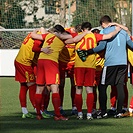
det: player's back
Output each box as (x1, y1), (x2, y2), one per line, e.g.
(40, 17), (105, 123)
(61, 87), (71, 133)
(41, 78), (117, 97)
(39, 33), (65, 63)
(59, 44), (75, 63)
(102, 26), (128, 66)
(75, 33), (97, 68)
(15, 33), (35, 66)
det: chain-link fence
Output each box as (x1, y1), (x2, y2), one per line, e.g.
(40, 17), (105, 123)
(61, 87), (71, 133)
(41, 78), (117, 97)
(0, 0), (132, 49)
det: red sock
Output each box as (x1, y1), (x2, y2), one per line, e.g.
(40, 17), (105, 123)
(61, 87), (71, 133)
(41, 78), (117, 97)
(93, 89), (97, 109)
(59, 85), (64, 107)
(86, 93), (94, 113)
(28, 84), (36, 108)
(110, 86), (117, 108)
(41, 89), (50, 111)
(43, 93), (50, 111)
(129, 96), (133, 109)
(35, 94), (42, 115)
(41, 91), (45, 112)
(75, 94), (82, 112)
(52, 93), (61, 117)
(71, 86), (76, 107)
(123, 84), (128, 108)
(19, 83), (28, 107)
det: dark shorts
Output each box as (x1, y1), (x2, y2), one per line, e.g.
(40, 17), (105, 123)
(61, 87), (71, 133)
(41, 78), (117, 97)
(101, 65), (127, 85)
(130, 65), (133, 85)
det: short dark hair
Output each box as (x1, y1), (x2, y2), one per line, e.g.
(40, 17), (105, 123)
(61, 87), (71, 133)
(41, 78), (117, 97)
(99, 15), (112, 25)
(81, 22), (92, 31)
(53, 24), (65, 33)
(75, 24), (82, 33)
(91, 29), (100, 34)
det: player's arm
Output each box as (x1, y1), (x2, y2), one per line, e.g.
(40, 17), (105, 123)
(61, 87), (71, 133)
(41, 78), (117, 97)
(31, 28), (47, 40)
(77, 41), (107, 61)
(102, 26), (121, 40)
(108, 22), (131, 35)
(64, 30), (89, 44)
(32, 40), (53, 54)
(55, 32), (73, 40)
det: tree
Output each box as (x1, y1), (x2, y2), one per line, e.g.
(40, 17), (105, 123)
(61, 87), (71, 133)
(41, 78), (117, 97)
(115, 0), (132, 31)
(72, 0), (132, 30)
(72, 0), (116, 27)
(0, 0), (26, 28)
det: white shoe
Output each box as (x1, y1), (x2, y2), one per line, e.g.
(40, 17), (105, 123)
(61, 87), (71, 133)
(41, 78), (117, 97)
(77, 114), (83, 120)
(87, 115), (93, 120)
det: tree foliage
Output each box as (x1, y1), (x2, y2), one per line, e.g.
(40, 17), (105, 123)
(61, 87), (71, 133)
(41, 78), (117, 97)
(0, 0), (132, 30)
(72, 0), (132, 30)
(0, 0), (26, 28)
(72, 0), (117, 27)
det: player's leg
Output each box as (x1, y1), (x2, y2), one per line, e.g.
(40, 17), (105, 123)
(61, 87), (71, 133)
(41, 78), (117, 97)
(122, 82), (128, 112)
(97, 84), (108, 118)
(114, 66), (127, 118)
(27, 82), (36, 109)
(58, 61), (66, 115)
(35, 85), (45, 120)
(19, 83), (28, 117)
(84, 68), (95, 120)
(14, 61), (35, 118)
(75, 86), (83, 119)
(114, 83), (125, 118)
(51, 84), (68, 120)
(93, 70), (102, 116)
(40, 86), (52, 118)
(86, 86), (94, 120)
(70, 77), (77, 115)
(74, 68), (85, 119)
(129, 64), (133, 116)
(93, 86), (97, 111)
(59, 78), (66, 115)
(108, 85), (117, 116)
(110, 85), (117, 110)
(129, 96), (133, 116)
(35, 59), (46, 120)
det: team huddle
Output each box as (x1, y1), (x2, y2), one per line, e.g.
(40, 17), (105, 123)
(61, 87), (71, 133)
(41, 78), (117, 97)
(14, 15), (133, 121)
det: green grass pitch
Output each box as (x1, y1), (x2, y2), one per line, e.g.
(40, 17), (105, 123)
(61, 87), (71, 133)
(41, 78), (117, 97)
(0, 77), (133, 133)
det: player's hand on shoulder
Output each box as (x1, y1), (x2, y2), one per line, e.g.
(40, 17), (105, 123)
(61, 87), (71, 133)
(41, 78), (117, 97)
(115, 26), (121, 32)
(41, 46), (53, 54)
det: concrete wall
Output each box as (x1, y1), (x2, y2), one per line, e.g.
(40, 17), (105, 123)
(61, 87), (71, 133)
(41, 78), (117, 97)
(0, 49), (19, 76)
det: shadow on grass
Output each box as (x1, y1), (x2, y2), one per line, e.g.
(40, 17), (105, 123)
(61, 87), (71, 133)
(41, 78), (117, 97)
(0, 109), (116, 133)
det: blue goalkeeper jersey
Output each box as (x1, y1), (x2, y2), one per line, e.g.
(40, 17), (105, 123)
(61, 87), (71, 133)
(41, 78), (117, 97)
(93, 26), (133, 66)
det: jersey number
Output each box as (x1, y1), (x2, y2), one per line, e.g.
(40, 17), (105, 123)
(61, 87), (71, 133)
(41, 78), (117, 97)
(79, 37), (95, 49)
(46, 36), (56, 45)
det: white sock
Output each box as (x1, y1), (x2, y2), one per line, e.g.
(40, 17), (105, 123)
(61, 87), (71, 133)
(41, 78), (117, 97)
(72, 106), (77, 110)
(34, 108), (37, 113)
(59, 106), (63, 110)
(78, 112), (83, 116)
(22, 107), (28, 114)
(122, 108), (128, 111)
(111, 107), (116, 111)
(87, 113), (92, 117)
(129, 108), (133, 113)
